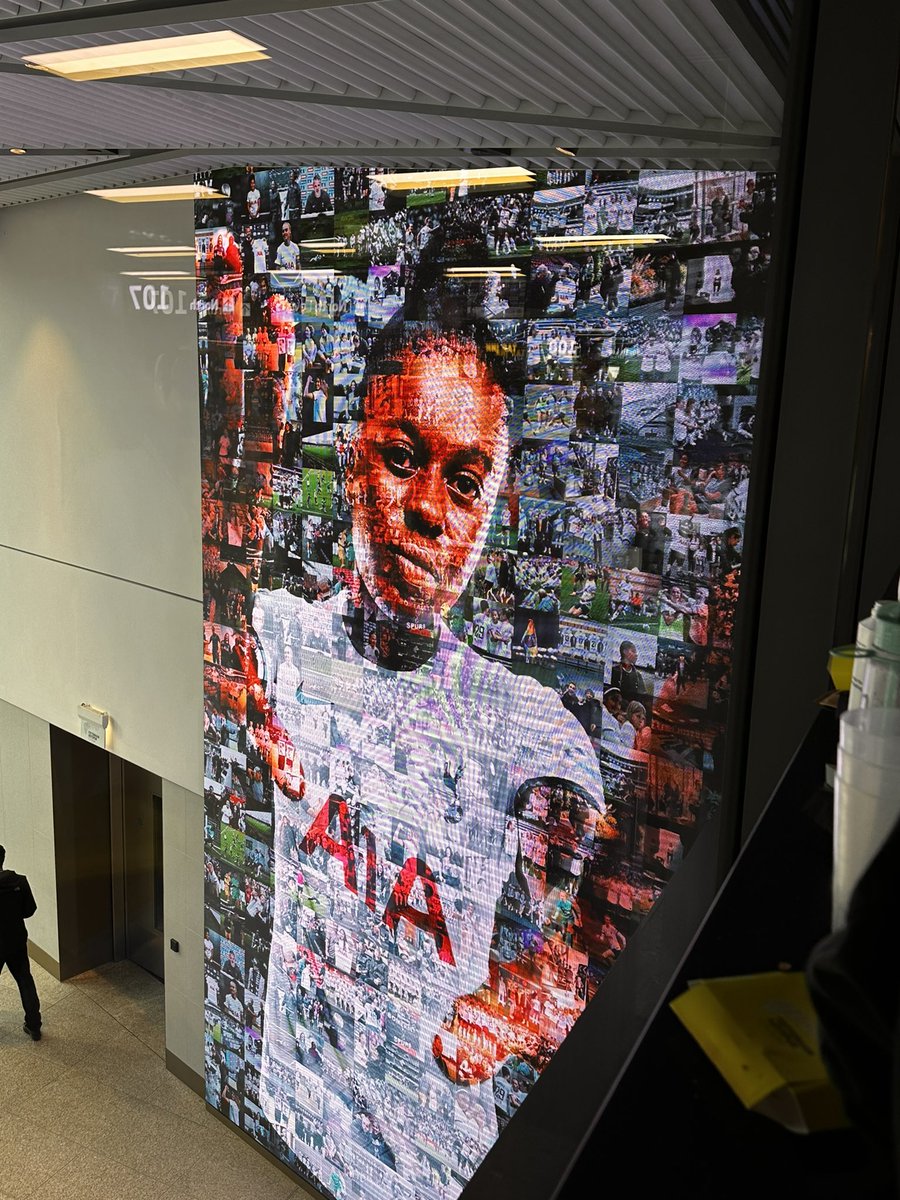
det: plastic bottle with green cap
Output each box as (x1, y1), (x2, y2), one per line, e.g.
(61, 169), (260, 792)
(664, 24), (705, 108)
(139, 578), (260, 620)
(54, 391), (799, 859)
(849, 605), (879, 711)
(859, 601), (900, 709)
(873, 600), (900, 655)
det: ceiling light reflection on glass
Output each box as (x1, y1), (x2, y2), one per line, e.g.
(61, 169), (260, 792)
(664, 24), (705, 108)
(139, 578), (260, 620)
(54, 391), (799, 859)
(87, 185), (224, 203)
(109, 245), (197, 257)
(120, 270), (194, 279)
(23, 31), (268, 82)
(535, 234), (670, 247)
(445, 265), (523, 278)
(370, 167), (534, 191)
(299, 238), (350, 255)
(269, 269), (337, 279)
(299, 238), (348, 249)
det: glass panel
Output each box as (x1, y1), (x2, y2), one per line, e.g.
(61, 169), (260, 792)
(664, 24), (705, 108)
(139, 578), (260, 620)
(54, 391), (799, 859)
(196, 161), (775, 1199)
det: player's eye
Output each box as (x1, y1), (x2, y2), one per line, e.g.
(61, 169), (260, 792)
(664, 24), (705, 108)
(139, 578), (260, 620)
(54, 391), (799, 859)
(447, 471), (483, 505)
(381, 444), (417, 478)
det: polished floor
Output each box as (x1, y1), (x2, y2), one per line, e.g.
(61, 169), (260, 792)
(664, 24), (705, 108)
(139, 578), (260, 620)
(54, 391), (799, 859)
(0, 957), (312, 1200)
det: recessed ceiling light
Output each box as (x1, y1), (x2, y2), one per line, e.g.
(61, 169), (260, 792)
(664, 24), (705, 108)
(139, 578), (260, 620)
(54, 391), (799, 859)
(370, 167), (534, 191)
(9, 147), (26, 155)
(554, 146), (577, 157)
(87, 184), (223, 202)
(23, 31), (268, 82)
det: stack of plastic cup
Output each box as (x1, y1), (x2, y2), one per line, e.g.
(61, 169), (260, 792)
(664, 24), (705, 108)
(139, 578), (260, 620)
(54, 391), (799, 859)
(833, 707), (900, 928)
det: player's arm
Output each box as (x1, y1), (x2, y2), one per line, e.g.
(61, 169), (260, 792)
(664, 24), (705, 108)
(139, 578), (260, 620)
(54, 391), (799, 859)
(232, 628), (306, 803)
(508, 778), (612, 1035)
(433, 774), (613, 1086)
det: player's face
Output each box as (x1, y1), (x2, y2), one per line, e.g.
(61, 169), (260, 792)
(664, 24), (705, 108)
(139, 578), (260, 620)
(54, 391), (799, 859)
(350, 364), (506, 623)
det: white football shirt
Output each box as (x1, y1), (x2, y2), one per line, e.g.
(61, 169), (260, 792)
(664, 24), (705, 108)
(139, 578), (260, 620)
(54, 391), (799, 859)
(253, 588), (605, 1200)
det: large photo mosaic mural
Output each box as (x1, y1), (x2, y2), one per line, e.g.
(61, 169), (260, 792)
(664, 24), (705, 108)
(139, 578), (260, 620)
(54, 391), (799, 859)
(197, 164), (775, 1200)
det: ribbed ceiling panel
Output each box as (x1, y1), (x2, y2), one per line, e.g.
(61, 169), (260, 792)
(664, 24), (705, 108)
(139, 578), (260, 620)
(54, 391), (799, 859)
(1, 0), (782, 125)
(0, 0), (784, 206)
(0, 151), (103, 179)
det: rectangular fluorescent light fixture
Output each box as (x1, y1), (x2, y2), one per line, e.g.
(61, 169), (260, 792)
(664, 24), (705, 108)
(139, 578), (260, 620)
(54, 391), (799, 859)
(87, 184), (223, 203)
(554, 146), (577, 157)
(371, 167), (534, 191)
(108, 245), (197, 257)
(23, 31), (268, 82)
(120, 271), (194, 279)
(445, 265), (523, 278)
(536, 234), (670, 247)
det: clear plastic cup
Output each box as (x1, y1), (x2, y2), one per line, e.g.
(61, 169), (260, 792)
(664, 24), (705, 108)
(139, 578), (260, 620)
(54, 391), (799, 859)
(859, 652), (900, 710)
(839, 708), (900, 770)
(832, 771), (900, 928)
(828, 644), (872, 692)
(836, 745), (900, 797)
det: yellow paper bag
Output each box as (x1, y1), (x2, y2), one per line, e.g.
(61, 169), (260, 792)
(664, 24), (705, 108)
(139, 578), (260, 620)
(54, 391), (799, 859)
(670, 971), (848, 1133)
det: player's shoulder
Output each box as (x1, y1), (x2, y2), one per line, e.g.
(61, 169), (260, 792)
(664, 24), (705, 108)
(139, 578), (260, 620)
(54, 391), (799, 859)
(253, 586), (315, 624)
(456, 635), (575, 709)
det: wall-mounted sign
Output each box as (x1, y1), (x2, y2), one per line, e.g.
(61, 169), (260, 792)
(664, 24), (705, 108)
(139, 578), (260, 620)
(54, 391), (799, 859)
(78, 702), (109, 748)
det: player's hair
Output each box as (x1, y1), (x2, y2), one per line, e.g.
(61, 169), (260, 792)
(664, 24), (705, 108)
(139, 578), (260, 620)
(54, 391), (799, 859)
(362, 329), (507, 424)
(361, 224), (525, 402)
(0, 845), (5, 867)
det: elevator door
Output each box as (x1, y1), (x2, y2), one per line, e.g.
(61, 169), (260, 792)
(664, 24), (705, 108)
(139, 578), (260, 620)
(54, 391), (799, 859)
(121, 761), (165, 980)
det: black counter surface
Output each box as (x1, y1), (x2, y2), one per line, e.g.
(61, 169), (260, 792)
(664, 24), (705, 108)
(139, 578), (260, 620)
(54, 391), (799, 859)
(557, 709), (896, 1199)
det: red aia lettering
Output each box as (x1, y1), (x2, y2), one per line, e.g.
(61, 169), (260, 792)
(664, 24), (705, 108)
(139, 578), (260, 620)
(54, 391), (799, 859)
(298, 794), (357, 894)
(383, 857), (456, 966)
(361, 826), (378, 913)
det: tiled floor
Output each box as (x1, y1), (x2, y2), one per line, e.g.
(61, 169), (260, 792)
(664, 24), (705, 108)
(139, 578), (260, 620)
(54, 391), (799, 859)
(0, 957), (313, 1200)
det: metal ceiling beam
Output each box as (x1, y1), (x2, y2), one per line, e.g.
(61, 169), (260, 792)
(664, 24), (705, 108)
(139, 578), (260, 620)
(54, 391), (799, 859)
(0, 148), (178, 193)
(710, 0), (788, 96)
(0, 145), (778, 197)
(0, 142), (778, 157)
(0, 63), (781, 145)
(0, 0), (391, 45)
(0, 147), (120, 156)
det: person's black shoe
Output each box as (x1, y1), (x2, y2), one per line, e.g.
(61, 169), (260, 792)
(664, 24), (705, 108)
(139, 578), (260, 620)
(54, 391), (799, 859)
(23, 1024), (41, 1041)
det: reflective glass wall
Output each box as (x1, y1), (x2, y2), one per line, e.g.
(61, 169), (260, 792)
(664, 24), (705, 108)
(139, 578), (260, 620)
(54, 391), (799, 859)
(196, 164), (775, 1200)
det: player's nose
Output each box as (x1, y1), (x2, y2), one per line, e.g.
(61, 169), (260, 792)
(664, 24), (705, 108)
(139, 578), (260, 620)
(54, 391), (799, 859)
(404, 463), (446, 539)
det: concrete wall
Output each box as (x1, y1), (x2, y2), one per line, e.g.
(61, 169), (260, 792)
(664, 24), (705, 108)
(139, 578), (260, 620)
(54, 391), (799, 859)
(0, 192), (204, 1065)
(0, 191), (202, 793)
(162, 779), (205, 1077)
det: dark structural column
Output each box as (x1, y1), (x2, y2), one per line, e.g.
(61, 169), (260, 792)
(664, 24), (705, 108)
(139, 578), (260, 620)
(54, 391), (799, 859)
(741, 0), (900, 837)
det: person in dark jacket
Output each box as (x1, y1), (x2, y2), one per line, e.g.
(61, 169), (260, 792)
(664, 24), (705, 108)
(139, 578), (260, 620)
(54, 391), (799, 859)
(0, 846), (42, 1039)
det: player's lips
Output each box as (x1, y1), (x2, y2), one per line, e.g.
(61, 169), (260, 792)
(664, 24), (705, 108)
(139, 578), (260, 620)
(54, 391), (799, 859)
(386, 543), (438, 582)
